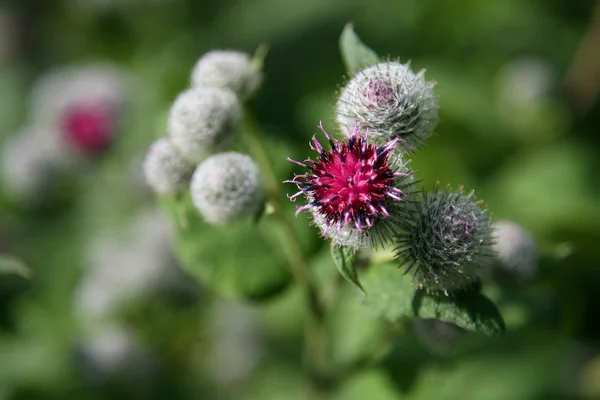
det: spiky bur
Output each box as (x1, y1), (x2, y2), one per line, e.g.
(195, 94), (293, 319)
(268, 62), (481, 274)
(394, 188), (495, 294)
(167, 87), (242, 163)
(143, 138), (195, 195)
(285, 123), (414, 249)
(336, 61), (439, 152)
(491, 220), (539, 285)
(191, 50), (263, 100)
(190, 152), (265, 225)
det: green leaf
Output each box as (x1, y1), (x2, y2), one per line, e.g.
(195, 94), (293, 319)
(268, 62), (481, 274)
(413, 289), (506, 336)
(358, 263), (505, 336)
(0, 255), (32, 279)
(326, 283), (390, 369)
(360, 263), (417, 320)
(332, 369), (401, 400)
(160, 193), (291, 301)
(252, 43), (269, 72)
(404, 336), (570, 400)
(339, 23), (379, 74)
(331, 243), (365, 295)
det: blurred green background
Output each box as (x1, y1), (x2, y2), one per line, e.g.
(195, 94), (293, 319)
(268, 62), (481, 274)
(1, 0), (600, 399)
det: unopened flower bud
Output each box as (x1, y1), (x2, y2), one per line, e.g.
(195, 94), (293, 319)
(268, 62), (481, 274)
(191, 50), (262, 100)
(167, 87), (241, 163)
(336, 61), (439, 152)
(143, 137), (194, 195)
(190, 152), (265, 225)
(394, 188), (495, 294)
(492, 220), (539, 285)
(285, 123), (414, 249)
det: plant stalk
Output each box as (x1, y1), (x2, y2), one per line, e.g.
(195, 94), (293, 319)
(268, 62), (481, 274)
(241, 110), (327, 389)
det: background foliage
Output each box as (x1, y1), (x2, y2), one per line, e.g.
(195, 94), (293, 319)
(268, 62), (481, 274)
(1, 0), (600, 399)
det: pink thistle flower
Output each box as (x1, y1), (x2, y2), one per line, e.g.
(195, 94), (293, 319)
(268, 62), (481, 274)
(29, 63), (129, 157)
(61, 103), (117, 154)
(285, 122), (414, 249)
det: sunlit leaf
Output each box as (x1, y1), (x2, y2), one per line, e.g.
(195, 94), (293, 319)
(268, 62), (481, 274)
(331, 243), (365, 295)
(339, 23), (379, 74)
(160, 193), (291, 301)
(360, 263), (416, 320)
(413, 289), (506, 336)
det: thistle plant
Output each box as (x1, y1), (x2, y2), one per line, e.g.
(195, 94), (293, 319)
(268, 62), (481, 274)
(139, 25), (545, 397)
(0, 1), (588, 398)
(0, 63), (130, 204)
(285, 123), (414, 249)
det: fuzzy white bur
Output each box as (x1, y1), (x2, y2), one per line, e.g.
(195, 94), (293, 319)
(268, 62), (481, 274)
(167, 87), (242, 163)
(190, 152), (265, 225)
(336, 62), (439, 152)
(191, 50), (262, 100)
(143, 137), (194, 195)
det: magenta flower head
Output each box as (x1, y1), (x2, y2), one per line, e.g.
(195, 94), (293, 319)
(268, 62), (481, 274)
(29, 64), (129, 155)
(285, 122), (414, 249)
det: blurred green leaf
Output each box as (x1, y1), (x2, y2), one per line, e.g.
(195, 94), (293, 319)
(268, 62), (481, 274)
(252, 43), (270, 72)
(331, 243), (365, 295)
(405, 336), (573, 400)
(413, 289), (505, 336)
(360, 263), (416, 320)
(326, 282), (390, 370)
(160, 194), (291, 301)
(0, 255), (32, 279)
(242, 361), (307, 400)
(339, 23), (379, 74)
(357, 263), (504, 336)
(332, 369), (400, 400)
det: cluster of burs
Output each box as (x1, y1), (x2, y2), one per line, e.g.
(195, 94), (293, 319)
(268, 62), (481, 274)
(143, 48), (538, 295)
(286, 61), (539, 294)
(143, 50), (266, 225)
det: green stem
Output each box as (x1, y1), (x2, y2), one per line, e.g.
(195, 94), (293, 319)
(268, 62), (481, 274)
(241, 110), (327, 386)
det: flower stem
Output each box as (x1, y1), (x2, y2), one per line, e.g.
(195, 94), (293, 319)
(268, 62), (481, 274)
(241, 110), (327, 387)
